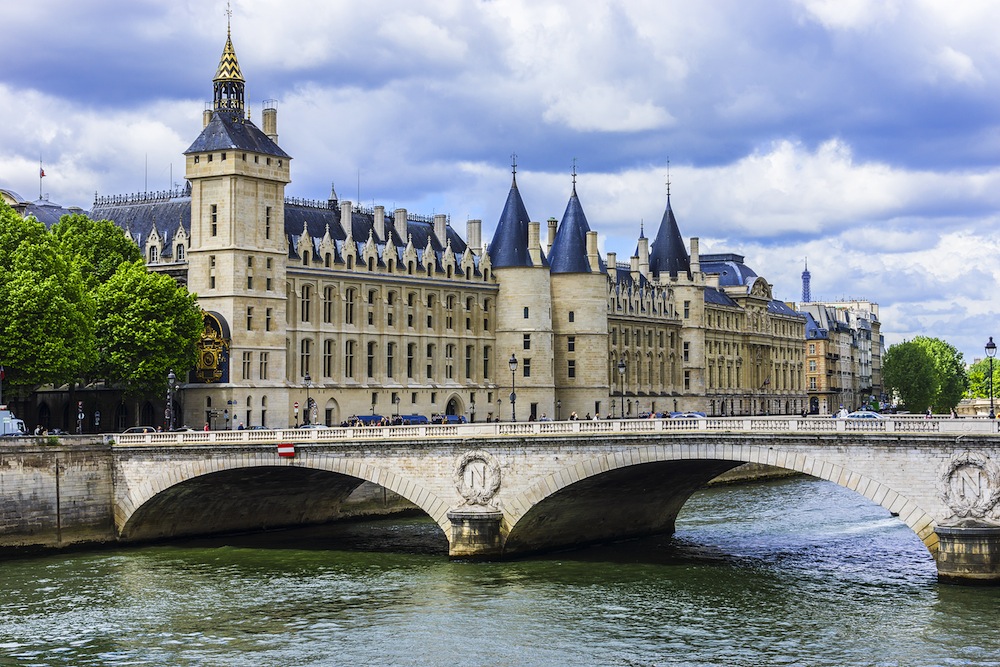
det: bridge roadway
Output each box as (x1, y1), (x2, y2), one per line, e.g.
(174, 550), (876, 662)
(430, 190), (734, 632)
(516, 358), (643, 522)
(114, 416), (1000, 584)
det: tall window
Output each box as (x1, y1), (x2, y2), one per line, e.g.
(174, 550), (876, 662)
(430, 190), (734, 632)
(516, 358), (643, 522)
(683, 342), (690, 362)
(266, 258), (273, 291)
(323, 286), (334, 323)
(407, 343), (415, 378)
(259, 352), (268, 379)
(323, 339), (334, 377)
(345, 289), (356, 325)
(367, 342), (376, 378)
(387, 343), (395, 378)
(523, 334), (531, 350)
(568, 336), (575, 352)
(300, 338), (312, 377)
(683, 300), (690, 318)
(246, 307), (253, 330)
(301, 285), (312, 323)
(426, 344), (435, 379)
(568, 360), (576, 378)
(210, 204), (218, 236)
(265, 206), (272, 240)
(247, 256), (254, 289)
(242, 352), (251, 380)
(483, 346), (491, 380)
(446, 295), (455, 329)
(465, 345), (473, 379)
(209, 255), (216, 289)
(345, 341), (355, 378)
(523, 358), (531, 377)
(445, 344), (455, 379)
(266, 308), (272, 331)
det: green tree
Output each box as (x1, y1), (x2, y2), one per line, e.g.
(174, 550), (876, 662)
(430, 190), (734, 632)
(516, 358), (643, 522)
(912, 336), (968, 412)
(0, 203), (96, 391)
(882, 341), (936, 413)
(51, 213), (142, 290)
(93, 261), (203, 404)
(967, 357), (1000, 400)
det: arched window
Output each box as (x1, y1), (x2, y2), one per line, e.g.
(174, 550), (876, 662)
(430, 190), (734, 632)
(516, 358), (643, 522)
(176, 244), (185, 261)
(148, 246), (158, 263)
(301, 285), (312, 323)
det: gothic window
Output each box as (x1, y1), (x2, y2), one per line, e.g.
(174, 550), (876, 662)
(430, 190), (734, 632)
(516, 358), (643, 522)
(301, 285), (312, 323)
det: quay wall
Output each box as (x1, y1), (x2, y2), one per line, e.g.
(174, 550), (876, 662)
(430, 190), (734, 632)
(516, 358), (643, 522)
(0, 438), (116, 550)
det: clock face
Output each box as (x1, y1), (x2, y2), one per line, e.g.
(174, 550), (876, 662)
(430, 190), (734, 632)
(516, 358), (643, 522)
(201, 350), (217, 367)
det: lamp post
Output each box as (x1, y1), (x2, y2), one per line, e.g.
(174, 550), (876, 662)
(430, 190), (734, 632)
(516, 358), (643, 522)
(166, 369), (176, 431)
(304, 373), (312, 425)
(394, 394), (400, 420)
(556, 400), (561, 421)
(617, 357), (626, 419)
(509, 354), (518, 421)
(987, 337), (996, 419)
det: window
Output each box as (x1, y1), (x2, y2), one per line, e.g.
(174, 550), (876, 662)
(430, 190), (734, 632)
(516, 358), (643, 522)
(246, 307), (253, 330)
(523, 358), (531, 377)
(345, 289), (355, 325)
(367, 342), (376, 378)
(809, 377), (817, 390)
(446, 295), (455, 329)
(242, 352), (251, 380)
(387, 343), (395, 378)
(176, 244), (185, 261)
(301, 285), (312, 323)
(523, 307), (529, 319)
(323, 287), (333, 323)
(259, 352), (268, 379)
(209, 255), (216, 289)
(683, 300), (690, 318)
(323, 339), (334, 377)
(345, 341), (355, 378)
(426, 344), (435, 379)
(809, 343), (816, 355)
(568, 360), (576, 378)
(483, 345), (491, 380)
(465, 345), (473, 379)
(568, 336), (575, 352)
(684, 370), (691, 390)
(407, 343), (415, 378)
(569, 311), (575, 323)
(300, 338), (311, 377)
(445, 344), (455, 379)
(523, 334), (531, 350)
(265, 206), (272, 240)
(809, 360), (817, 372)
(265, 308), (272, 331)
(266, 258), (273, 291)
(683, 342), (690, 362)
(148, 246), (157, 263)
(210, 204), (218, 236)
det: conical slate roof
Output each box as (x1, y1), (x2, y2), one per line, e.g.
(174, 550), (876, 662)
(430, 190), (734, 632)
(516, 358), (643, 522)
(214, 30), (245, 84)
(487, 176), (547, 268)
(648, 194), (689, 279)
(549, 184), (603, 274)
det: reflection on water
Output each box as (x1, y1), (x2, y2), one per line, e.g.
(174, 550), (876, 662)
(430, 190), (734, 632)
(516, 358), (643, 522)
(1, 477), (998, 667)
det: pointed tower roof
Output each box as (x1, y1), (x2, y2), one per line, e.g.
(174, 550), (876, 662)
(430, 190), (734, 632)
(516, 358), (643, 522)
(648, 192), (690, 279)
(549, 172), (603, 274)
(214, 28), (245, 85)
(487, 157), (547, 268)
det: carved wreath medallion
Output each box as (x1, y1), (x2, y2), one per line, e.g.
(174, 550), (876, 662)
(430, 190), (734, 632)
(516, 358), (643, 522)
(941, 452), (1000, 519)
(454, 450), (501, 506)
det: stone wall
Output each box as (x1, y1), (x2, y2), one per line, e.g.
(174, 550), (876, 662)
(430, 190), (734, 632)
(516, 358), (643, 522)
(0, 438), (115, 550)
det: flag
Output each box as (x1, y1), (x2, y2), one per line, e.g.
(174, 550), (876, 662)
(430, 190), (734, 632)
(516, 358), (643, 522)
(39, 168), (45, 178)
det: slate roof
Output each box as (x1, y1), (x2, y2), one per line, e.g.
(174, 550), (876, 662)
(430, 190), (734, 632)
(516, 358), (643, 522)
(704, 286), (739, 307)
(548, 185), (605, 274)
(700, 253), (758, 287)
(185, 111), (290, 158)
(11, 198), (86, 228)
(647, 195), (690, 279)
(768, 299), (805, 318)
(91, 193), (191, 260)
(487, 176), (547, 268)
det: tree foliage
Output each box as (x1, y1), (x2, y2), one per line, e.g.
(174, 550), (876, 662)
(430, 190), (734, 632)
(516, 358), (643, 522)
(967, 357), (1000, 401)
(51, 213), (142, 290)
(93, 261), (203, 397)
(0, 203), (95, 389)
(912, 336), (968, 412)
(882, 341), (936, 412)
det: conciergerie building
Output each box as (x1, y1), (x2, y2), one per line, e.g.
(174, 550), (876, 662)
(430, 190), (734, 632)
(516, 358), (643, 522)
(42, 24), (810, 429)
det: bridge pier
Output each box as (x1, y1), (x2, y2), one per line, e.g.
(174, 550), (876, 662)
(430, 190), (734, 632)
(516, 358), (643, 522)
(446, 508), (504, 560)
(935, 524), (1000, 585)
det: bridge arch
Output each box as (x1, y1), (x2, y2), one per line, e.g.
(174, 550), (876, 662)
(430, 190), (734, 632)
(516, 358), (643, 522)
(117, 455), (452, 542)
(502, 442), (938, 556)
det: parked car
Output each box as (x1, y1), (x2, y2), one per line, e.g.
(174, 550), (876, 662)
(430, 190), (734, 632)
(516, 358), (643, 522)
(121, 426), (157, 434)
(844, 410), (884, 420)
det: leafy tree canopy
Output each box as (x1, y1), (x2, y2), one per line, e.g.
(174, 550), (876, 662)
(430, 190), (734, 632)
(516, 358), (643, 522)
(912, 336), (968, 412)
(882, 341), (937, 413)
(0, 203), (95, 388)
(51, 213), (142, 290)
(93, 261), (203, 396)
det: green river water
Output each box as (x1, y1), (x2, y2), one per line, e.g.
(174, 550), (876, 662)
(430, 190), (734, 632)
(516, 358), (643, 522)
(0, 476), (998, 666)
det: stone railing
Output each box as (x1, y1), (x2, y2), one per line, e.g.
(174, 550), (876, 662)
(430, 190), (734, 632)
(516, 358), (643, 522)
(113, 416), (999, 446)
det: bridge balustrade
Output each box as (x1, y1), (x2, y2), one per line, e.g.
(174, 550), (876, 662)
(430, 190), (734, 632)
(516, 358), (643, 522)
(110, 416), (998, 446)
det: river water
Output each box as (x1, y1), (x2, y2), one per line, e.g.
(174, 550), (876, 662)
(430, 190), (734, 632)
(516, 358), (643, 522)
(1, 476), (998, 667)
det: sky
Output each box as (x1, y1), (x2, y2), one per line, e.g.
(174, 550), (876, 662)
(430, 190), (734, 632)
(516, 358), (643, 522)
(3, 0), (1000, 363)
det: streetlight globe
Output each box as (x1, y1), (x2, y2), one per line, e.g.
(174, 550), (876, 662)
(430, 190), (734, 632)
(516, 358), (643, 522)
(987, 337), (996, 358)
(508, 354), (518, 372)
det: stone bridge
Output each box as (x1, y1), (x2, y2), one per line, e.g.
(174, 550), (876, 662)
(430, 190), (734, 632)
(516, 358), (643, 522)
(109, 416), (1000, 584)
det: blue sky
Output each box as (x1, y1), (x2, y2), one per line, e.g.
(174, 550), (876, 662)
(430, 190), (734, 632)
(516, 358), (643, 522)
(3, 0), (999, 362)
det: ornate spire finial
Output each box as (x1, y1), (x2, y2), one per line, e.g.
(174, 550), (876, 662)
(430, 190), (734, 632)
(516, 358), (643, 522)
(511, 152), (518, 184)
(666, 157), (671, 199)
(226, 0), (233, 32)
(571, 158), (577, 194)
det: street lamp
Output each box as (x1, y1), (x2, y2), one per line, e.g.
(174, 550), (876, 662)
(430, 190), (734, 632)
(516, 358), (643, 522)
(394, 394), (400, 419)
(509, 354), (518, 421)
(987, 337), (996, 419)
(304, 372), (312, 425)
(556, 400), (561, 421)
(617, 357), (626, 419)
(166, 369), (177, 431)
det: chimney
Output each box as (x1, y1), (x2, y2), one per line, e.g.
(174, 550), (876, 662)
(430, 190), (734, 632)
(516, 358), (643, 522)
(690, 237), (700, 274)
(586, 231), (600, 272)
(638, 235), (650, 278)
(374, 206), (386, 242)
(528, 221), (542, 264)
(467, 219), (482, 255)
(607, 252), (617, 282)
(630, 255), (640, 283)
(547, 217), (558, 254)
(262, 99), (278, 143)
(203, 103), (213, 128)
(434, 214), (448, 247)
(340, 200), (353, 238)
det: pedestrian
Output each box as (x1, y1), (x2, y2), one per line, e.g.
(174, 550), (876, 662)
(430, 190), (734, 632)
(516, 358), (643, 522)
(204, 422), (210, 431)
(237, 422), (244, 430)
